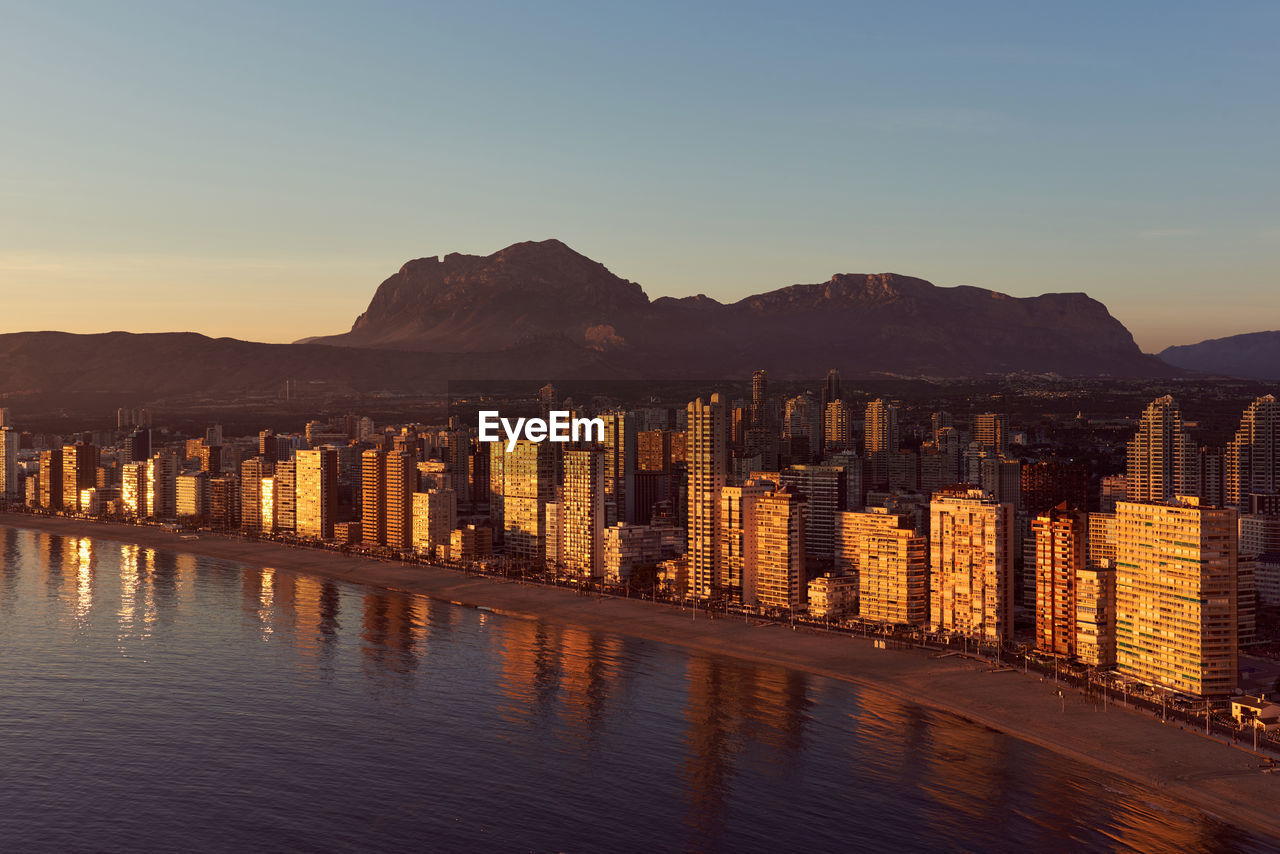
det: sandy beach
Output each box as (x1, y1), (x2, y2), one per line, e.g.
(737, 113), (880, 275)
(6, 510), (1280, 842)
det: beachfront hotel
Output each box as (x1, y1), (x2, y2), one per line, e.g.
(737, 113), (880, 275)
(719, 480), (770, 605)
(928, 487), (1014, 640)
(1114, 497), (1238, 697)
(835, 507), (928, 626)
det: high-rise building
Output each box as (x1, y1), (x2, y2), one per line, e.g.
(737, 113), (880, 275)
(973, 413), (1007, 453)
(146, 451), (178, 519)
(544, 500), (563, 569)
(361, 449), (386, 545)
(1021, 459), (1088, 515)
(562, 447), (605, 578)
(199, 444), (223, 475)
(1100, 474), (1127, 513)
(719, 481), (770, 604)
(599, 410), (636, 525)
(823, 400), (852, 454)
(1115, 497), (1237, 697)
(1225, 394), (1280, 510)
(929, 487), (1014, 640)
(296, 448), (338, 539)
(62, 443), (98, 512)
(751, 370), (768, 425)
(176, 471), (209, 520)
(1032, 504), (1086, 657)
(836, 508), (928, 626)
(274, 460), (296, 532)
(755, 490), (806, 610)
(240, 457), (273, 531)
(39, 450), (63, 510)
(603, 524), (663, 583)
(487, 441), (505, 547)
(0, 427), (17, 499)
(779, 465), (849, 559)
(1126, 396), (1195, 504)
(980, 457), (1021, 509)
(1076, 562), (1116, 668)
(412, 489), (456, 557)
(687, 394), (727, 598)
(504, 440), (556, 562)
(208, 475), (240, 529)
(385, 450), (416, 551)
(864, 399), (899, 486)
(121, 461), (147, 517)
(638, 429), (673, 472)
(821, 369), (841, 411)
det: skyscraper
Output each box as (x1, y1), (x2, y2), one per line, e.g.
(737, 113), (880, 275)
(1115, 497), (1237, 696)
(1225, 394), (1280, 510)
(296, 448), (338, 539)
(385, 450), (416, 551)
(504, 439), (556, 562)
(1032, 504), (1086, 657)
(0, 427), (17, 499)
(599, 410), (636, 525)
(1126, 396), (1195, 504)
(929, 487), (1014, 640)
(821, 369), (841, 412)
(755, 489), (806, 610)
(240, 457), (273, 531)
(864, 399), (899, 486)
(687, 394), (727, 598)
(361, 449), (387, 545)
(779, 465), (848, 559)
(39, 450), (63, 510)
(751, 370), (767, 425)
(562, 447), (605, 578)
(275, 460), (296, 532)
(719, 481), (769, 604)
(62, 443), (98, 513)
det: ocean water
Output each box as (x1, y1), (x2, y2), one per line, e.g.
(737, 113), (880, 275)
(0, 524), (1271, 853)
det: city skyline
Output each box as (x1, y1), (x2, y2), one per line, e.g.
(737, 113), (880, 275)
(2, 2), (1277, 351)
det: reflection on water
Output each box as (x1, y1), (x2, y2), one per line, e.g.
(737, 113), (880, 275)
(0, 524), (1272, 853)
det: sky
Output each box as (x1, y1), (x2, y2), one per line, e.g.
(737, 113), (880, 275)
(1, 0), (1276, 352)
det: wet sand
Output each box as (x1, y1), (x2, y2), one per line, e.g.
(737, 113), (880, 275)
(6, 511), (1280, 842)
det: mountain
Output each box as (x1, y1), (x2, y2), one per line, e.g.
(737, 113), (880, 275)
(1159, 331), (1280, 380)
(309, 239), (1171, 378)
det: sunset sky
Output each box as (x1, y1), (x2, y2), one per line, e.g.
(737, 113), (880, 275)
(2, 1), (1276, 352)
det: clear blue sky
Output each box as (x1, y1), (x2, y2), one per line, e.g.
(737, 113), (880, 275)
(1, 0), (1275, 351)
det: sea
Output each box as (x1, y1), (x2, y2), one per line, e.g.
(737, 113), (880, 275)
(0, 524), (1272, 853)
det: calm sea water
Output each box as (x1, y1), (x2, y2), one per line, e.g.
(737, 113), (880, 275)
(0, 524), (1271, 853)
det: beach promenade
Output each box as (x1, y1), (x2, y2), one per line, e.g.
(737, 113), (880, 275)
(5, 511), (1280, 842)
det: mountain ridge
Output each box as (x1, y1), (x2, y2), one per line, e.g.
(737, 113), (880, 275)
(1159, 331), (1280, 380)
(305, 239), (1170, 378)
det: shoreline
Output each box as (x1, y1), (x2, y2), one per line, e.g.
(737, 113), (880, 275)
(6, 511), (1280, 842)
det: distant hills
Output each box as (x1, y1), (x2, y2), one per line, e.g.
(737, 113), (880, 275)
(1, 240), (1184, 409)
(306, 239), (1171, 378)
(1159, 331), (1280, 381)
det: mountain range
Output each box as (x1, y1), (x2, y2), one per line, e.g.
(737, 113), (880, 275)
(2, 239), (1187, 409)
(304, 239), (1169, 378)
(1159, 331), (1280, 381)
